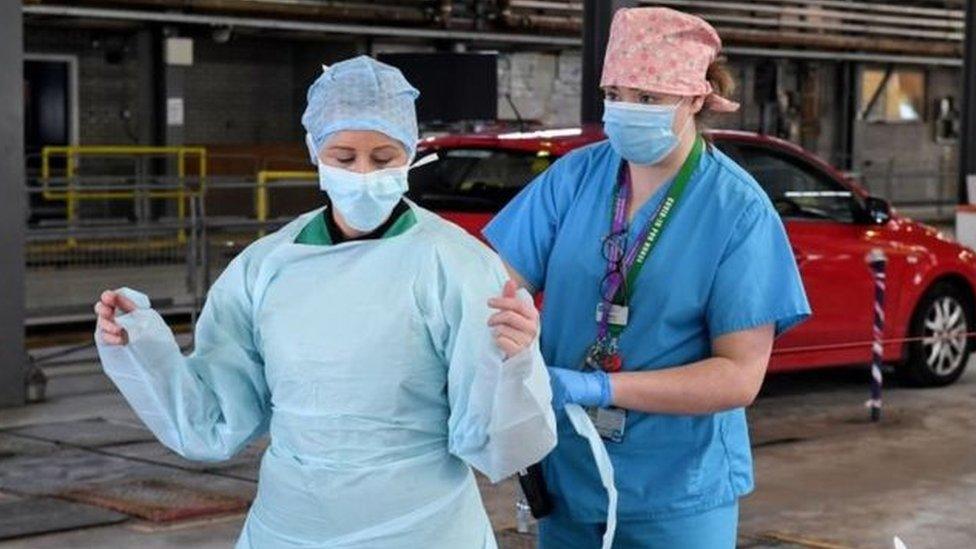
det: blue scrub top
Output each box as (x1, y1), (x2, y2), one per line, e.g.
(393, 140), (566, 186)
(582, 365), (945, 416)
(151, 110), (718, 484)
(483, 139), (811, 522)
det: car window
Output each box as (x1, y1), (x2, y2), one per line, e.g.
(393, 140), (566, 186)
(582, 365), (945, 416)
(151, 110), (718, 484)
(407, 149), (552, 212)
(716, 142), (856, 223)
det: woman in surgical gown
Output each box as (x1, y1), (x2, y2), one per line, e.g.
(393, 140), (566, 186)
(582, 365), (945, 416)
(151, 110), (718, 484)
(94, 56), (556, 549)
(484, 8), (811, 549)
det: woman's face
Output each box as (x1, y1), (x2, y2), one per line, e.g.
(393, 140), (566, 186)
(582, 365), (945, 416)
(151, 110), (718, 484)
(319, 130), (409, 173)
(603, 86), (705, 131)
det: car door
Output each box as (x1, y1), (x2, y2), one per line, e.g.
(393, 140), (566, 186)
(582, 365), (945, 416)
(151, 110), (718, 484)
(716, 140), (903, 372)
(407, 148), (552, 241)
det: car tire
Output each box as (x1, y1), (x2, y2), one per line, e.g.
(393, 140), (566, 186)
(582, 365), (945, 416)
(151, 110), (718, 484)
(899, 281), (973, 387)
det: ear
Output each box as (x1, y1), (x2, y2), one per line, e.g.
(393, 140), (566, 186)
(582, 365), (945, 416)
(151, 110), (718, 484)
(690, 95), (706, 115)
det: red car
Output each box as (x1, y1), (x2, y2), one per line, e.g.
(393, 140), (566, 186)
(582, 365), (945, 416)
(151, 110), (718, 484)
(408, 126), (976, 386)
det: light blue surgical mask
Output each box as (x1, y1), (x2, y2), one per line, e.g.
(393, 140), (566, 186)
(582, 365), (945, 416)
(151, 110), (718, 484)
(602, 99), (691, 166)
(318, 163), (409, 232)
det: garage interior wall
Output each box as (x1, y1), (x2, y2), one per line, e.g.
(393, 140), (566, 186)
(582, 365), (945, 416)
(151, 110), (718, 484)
(23, 25), (962, 200)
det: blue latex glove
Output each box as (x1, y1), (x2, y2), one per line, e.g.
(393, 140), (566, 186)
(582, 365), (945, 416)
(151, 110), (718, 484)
(548, 367), (613, 410)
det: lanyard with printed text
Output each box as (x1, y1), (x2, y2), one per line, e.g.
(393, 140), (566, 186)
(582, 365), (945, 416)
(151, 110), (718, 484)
(587, 136), (703, 373)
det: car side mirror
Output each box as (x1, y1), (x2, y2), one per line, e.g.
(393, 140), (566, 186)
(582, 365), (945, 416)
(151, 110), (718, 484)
(863, 196), (891, 225)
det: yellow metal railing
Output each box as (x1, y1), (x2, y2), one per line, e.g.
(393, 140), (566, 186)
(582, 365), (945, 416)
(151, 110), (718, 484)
(255, 170), (316, 236)
(40, 145), (208, 244)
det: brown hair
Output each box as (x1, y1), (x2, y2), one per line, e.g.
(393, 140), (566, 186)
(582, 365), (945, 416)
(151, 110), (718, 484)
(706, 59), (736, 102)
(698, 59), (736, 137)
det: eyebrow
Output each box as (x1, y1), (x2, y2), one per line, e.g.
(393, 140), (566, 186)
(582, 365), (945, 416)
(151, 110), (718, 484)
(326, 145), (400, 154)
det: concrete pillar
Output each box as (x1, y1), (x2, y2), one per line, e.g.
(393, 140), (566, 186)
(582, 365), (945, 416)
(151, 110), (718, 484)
(134, 28), (160, 146)
(0, 2), (27, 407)
(960, 0), (976, 204)
(581, 0), (636, 124)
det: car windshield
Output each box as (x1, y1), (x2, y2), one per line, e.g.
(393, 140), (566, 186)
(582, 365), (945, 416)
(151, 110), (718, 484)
(407, 148), (552, 212)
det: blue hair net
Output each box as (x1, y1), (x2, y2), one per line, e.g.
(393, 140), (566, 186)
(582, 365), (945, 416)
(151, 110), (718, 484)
(301, 56), (420, 164)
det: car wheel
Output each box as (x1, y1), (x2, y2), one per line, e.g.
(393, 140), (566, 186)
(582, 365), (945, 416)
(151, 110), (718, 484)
(900, 281), (973, 387)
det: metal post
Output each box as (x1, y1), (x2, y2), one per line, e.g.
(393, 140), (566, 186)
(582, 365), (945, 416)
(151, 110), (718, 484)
(200, 192), (211, 294)
(163, 30), (187, 222)
(135, 28), (158, 146)
(188, 193), (199, 331)
(883, 158), (894, 202)
(938, 151), (946, 219)
(581, 0), (637, 124)
(960, 0), (976, 204)
(0, 2), (27, 407)
(866, 249), (888, 422)
(835, 62), (856, 171)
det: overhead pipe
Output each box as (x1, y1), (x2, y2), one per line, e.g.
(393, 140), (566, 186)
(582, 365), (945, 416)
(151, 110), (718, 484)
(652, 0), (964, 30)
(508, 0), (582, 12)
(497, 0), (965, 47)
(698, 13), (963, 42)
(499, 12), (581, 33)
(22, 4), (583, 46)
(530, 0), (967, 18)
(498, 0), (581, 33)
(719, 27), (963, 57)
(29, 0), (432, 25)
(739, 0), (964, 20)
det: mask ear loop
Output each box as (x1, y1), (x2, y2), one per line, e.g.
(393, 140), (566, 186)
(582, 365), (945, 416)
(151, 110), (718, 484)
(672, 98), (697, 141)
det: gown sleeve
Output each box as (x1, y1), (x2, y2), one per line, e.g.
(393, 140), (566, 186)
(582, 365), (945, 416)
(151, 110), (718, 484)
(420, 240), (557, 483)
(95, 254), (271, 462)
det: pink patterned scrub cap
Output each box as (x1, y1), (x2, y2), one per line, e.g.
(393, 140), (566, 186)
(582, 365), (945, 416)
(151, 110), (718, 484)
(600, 7), (740, 113)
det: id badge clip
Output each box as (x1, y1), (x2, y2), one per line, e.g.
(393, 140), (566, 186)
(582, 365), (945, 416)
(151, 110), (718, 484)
(596, 302), (629, 327)
(586, 406), (627, 443)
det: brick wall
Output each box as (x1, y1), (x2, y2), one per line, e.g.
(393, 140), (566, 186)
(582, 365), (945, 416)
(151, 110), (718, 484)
(497, 51), (582, 128)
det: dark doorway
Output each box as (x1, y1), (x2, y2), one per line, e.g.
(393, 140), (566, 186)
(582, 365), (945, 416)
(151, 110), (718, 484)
(24, 59), (71, 223)
(25, 60), (70, 164)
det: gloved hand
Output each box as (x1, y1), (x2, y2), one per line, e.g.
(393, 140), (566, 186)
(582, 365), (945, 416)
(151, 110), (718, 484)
(548, 367), (613, 410)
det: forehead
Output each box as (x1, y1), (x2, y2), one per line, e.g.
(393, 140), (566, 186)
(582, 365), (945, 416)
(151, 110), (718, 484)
(603, 85), (670, 96)
(325, 130), (405, 152)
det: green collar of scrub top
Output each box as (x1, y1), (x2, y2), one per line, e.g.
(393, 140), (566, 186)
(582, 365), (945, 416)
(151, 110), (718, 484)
(295, 201), (417, 246)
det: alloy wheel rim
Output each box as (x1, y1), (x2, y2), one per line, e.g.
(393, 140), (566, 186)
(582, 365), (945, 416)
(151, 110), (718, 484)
(921, 296), (968, 376)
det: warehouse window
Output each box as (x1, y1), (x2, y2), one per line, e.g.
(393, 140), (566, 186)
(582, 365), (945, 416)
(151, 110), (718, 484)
(859, 68), (925, 123)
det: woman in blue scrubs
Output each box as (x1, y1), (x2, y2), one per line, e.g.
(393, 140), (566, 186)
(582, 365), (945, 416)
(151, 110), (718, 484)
(484, 8), (811, 548)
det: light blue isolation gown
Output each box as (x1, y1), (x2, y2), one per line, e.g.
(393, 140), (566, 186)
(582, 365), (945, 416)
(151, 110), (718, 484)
(96, 205), (557, 548)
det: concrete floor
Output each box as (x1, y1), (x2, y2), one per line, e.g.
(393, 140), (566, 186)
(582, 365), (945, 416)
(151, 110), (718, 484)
(1, 358), (974, 549)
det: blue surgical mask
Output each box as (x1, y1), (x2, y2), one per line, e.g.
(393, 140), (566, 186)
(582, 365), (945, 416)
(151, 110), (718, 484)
(318, 163), (409, 232)
(602, 99), (691, 165)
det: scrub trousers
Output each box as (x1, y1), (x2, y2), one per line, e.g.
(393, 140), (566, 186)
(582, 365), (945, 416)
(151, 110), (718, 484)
(537, 501), (738, 549)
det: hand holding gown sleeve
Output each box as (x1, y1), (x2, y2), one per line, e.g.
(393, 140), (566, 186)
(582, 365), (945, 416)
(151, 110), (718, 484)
(95, 255), (271, 462)
(421, 244), (557, 483)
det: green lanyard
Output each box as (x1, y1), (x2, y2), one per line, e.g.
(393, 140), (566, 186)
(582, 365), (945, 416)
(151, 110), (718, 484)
(608, 136), (703, 311)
